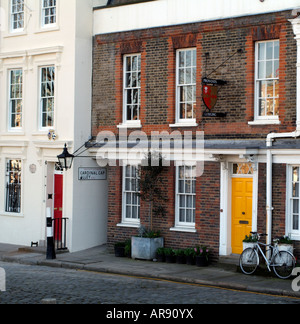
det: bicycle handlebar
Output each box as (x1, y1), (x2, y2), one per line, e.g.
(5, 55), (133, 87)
(250, 232), (268, 240)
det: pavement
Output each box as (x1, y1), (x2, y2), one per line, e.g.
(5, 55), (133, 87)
(0, 243), (299, 299)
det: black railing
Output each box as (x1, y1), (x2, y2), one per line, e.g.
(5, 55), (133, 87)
(5, 183), (21, 213)
(52, 218), (68, 251)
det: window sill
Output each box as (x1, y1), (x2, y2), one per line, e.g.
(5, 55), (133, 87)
(248, 119), (281, 126)
(289, 234), (300, 242)
(0, 212), (24, 218)
(117, 222), (140, 228)
(34, 26), (60, 34)
(3, 31), (27, 38)
(169, 122), (198, 128)
(117, 122), (142, 129)
(170, 226), (197, 233)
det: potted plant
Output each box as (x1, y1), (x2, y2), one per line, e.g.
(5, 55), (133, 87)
(114, 242), (126, 257)
(131, 152), (168, 260)
(195, 246), (210, 267)
(276, 236), (294, 254)
(174, 249), (186, 264)
(131, 227), (164, 260)
(125, 239), (132, 258)
(156, 247), (166, 262)
(243, 234), (258, 251)
(164, 248), (176, 263)
(184, 248), (196, 265)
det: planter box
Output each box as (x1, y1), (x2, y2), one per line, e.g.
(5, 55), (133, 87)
(243, 242), (257, 251)
(131, 237), (164, 260)
(277, 244), (294, 254)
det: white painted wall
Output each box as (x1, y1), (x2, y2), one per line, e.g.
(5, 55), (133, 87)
(94, 0), (300, 35)
(0, 0), (108, 252)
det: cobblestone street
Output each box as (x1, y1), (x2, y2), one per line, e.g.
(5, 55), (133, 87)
(0, 262), (299, 305)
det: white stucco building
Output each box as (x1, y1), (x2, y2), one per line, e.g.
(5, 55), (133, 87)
(0, 0), (108, 252)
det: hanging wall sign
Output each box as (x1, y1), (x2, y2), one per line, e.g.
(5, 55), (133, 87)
(202, 83), (218, 110)
(202, 78), (227, 118)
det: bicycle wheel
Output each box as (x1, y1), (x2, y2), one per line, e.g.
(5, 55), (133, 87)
(240, 248), (259, 275)
(272, 251), (296, 279)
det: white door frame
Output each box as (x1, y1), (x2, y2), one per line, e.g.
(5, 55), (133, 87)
(219, 160), (258, 256)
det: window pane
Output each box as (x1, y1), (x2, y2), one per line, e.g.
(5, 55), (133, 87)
(186, 209), (192, 223)
(258, 43), (265, 60)
(266, 42), (274, 60)
(266, 99), (274, 116)
(259, 99), (266, 116)
(258, 62), (265, 79)
(274, 60), (279, 78)
(293, 200), (299, 214)
(179, 52), (185, 67)
(293, 215), (299, 231)
(266, 61), (273, 79)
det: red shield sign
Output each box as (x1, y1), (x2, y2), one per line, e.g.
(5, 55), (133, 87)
(202, 84), (218, 110)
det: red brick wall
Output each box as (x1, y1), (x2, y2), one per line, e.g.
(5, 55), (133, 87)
(107, 162), (220, 260)
(92, 10), (296, 139)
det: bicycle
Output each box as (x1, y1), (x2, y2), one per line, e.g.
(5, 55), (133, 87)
(239, 232), (296, 279)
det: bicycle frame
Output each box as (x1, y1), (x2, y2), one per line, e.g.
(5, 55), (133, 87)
(253, 241), (277, 272)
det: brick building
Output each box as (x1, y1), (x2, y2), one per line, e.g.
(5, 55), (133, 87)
(91, 0), (300, 260)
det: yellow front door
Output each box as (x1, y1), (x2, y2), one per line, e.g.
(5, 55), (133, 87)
(231, 178), (253, 254)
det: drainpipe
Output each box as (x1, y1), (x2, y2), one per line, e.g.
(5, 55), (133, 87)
(265, 13), (300, 247)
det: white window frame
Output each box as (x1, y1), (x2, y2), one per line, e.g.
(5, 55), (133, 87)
(10, 0), (24, 32)
(8, 69), (23, 131)
(254, 40), (280, 122)
(121, 165), (141, 227)
(172, 165), (196, 232)
(175, 48), (197, 126)
(39, 66), (55, 131)
(41, 0), (57, 28)
(287, 165), (300, 241)
(119, 54), (142, 129)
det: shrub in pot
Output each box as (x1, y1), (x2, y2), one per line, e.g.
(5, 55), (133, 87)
(195, 246), (210, 267)
(132, 152), (168, 260)
(174, 249), (186, 264)
(276, 236), (294, 254)
(156, 247), (166, 262)
(184, 248), (196, 265)
(164, 248), (176, 263)
(114, 242), (126, 257)
(125, 239), (132, 258)
(243, 234), (258, 251)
